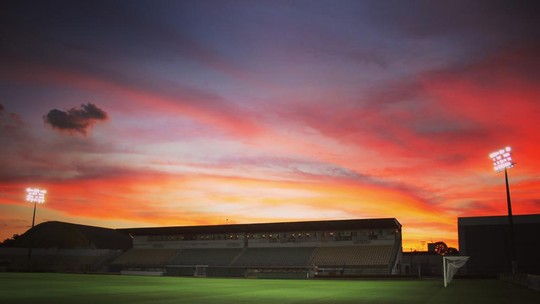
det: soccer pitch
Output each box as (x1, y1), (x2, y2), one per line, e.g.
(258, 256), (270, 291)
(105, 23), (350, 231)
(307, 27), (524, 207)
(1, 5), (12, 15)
(1, 273), (538, 304)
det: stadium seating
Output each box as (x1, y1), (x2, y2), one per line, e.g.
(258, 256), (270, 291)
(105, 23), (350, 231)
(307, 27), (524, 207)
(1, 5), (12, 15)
(0, 248), (123, 272)
(311, 245), (393, 266)
(111, 248), (178, 267)
(168, 248), (243, 266)
(7, 219), (403, 277)
(231, 247), (315, 267)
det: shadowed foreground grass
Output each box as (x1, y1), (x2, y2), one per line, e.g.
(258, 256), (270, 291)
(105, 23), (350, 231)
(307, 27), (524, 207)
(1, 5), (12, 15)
(0, 273), (538, 304)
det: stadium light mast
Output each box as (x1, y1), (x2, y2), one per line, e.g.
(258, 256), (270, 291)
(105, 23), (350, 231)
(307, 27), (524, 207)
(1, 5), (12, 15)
(489, 146), (517, 274)
(26, 188), (46, 261)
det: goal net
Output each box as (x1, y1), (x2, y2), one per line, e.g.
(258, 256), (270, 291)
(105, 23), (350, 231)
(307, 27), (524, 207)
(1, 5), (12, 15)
(443, 256), (469, 287)
(194, 265), (208, 277)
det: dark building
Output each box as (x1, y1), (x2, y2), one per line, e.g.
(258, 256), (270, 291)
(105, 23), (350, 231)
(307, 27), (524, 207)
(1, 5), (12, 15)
(401, 252), (442, 277)
(0, 221), (132, 272)
(12, 221), (132, 250)
(458, 214), (540, 275)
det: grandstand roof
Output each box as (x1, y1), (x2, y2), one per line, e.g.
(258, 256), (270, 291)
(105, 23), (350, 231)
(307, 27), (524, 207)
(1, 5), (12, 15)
(117, 218), (401, 236)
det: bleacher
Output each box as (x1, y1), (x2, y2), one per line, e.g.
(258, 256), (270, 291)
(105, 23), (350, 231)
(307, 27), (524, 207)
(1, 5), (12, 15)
(0, 221), (131, 272)
(0, 247), (123, 272)
(231, 247), (315, 267)
(5, 218), (402, 277)
(31, 255), (101, 272)
(114, 218), (403, 277)
(312, 245), (393, 266)
(169, 248), (243, 266)
(111, 248), (178, 267)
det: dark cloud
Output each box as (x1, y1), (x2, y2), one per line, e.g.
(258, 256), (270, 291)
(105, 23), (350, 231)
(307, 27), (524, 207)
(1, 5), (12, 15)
(44, 103), (108, 135)
(0, 104), (4, 112)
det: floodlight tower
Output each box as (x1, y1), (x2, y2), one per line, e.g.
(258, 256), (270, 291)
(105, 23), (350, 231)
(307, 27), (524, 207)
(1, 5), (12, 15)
(489, 146), (516, 274)
(26, 188), (46, 261)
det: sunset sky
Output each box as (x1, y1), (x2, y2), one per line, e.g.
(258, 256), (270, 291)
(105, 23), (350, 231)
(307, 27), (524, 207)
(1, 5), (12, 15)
(1, 0), (539, 251)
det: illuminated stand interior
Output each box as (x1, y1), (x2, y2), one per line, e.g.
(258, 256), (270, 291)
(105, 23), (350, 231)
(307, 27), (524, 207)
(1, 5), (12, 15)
(489, 147), (517, 274)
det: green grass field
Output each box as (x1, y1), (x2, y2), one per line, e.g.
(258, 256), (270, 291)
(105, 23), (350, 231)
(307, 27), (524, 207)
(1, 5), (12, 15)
(0, 273), (538, 304)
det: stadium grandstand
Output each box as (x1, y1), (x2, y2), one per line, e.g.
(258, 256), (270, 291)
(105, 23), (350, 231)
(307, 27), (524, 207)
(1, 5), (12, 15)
(0, 221), (131, 272)
(112, 218), (402, 278)
(1, 218), (402, 278)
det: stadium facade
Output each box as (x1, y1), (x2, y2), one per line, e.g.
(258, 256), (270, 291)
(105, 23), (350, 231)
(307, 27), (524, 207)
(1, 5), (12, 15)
(4, 214), (540, 277)
(1, 218), (403, 278)
(115, 218), (402, 278)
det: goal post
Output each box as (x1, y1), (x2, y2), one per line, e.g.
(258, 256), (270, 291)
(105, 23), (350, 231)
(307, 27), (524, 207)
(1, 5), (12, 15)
(443, 256), (469, 287)
(194, 265), (208, 277)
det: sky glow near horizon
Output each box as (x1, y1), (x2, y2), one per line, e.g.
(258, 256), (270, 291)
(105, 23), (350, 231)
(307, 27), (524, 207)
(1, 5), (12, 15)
(1, 0), (540, 250)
